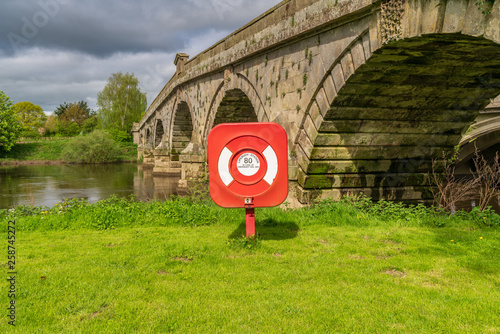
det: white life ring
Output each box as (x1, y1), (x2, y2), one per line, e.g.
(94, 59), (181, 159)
(218, 145), (278, 187)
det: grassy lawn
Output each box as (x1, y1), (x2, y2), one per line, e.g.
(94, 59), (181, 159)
(0, 139), (137, 163)
(1, 198), (499, 333)
(0, 139), (70, 162)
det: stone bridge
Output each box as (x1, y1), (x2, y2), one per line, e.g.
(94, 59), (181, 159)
(134, 0), (500, 204)
(457, 96), (500, 172)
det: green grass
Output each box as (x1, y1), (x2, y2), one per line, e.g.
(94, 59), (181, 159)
(0, 139), (70, 162)
(116, 141), (138, 162)
(0, 138), (137, 163)
(1, 198), (499, 333)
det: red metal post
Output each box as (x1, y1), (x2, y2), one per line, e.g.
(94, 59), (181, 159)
(245, 207), (255, 238)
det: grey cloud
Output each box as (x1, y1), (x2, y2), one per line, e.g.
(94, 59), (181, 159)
(0, 0), (281, 112)
(0, 48), (178, 112)
(1, 0), (281, 57)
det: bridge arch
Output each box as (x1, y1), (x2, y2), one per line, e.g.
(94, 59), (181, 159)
(145, 127), (152, 149)
(203, 87), (260, 143)
(154, 119), (165, 149)
(170, 100), (194, 154)
(296, 30), (500, 200)
(213, 89), (258, 126)
(457, 108), (500, 166)
(203, 71), (269, 142)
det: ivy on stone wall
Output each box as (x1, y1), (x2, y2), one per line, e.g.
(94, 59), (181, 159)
(475, 0), (496, 15)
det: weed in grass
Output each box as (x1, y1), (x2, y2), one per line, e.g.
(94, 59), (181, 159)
(455, 206), (500, 228)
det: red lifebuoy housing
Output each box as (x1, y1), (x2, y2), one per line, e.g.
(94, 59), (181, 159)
(208, 122), (288, 208)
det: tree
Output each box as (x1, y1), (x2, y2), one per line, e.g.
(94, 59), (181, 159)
(81, 116), (100, 134)
(60, 103), (88, 127)
(0, 91), (22, 151)
(45, 115), (59, 135)
(13, 101), (47, 132)
(57, 121), (80, 136)
(97, 72), (147, 132)
(54, 102), (71, 117)
(54, 100), (93, 118)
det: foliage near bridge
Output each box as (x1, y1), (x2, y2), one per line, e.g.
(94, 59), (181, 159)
(97, 72), (147, 133)
(2, 196), (499, 333)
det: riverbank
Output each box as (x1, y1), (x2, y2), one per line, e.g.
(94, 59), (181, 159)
(0, 159), (66, 165)
(0, 138), (137, 165)
(2, 197), (499, 332)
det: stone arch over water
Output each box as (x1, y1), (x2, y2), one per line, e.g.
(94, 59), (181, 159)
(212, 89), (258, 128)
(154, 119), (164, 149)
(145, 128), (152, 149)
(170, 101), (194, 154)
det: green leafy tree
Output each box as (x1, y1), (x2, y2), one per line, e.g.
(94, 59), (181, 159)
(54, 100), (94, 117)
(57, 121), (80, 136)
(0, 91), (23, 151)
(97, 72), (147, 132)
(61, 103), (88, 127)
(81, 116), (100, 134)
(54, 102), (71, 117)
(44, 115), (59, 136)
(13, 101), (47, 132)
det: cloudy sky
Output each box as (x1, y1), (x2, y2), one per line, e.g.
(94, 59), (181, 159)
(0, 0), (282, 113)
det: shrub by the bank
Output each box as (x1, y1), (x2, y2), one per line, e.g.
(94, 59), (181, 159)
(62, 130), (122, 163)
(106, 128), (132, 142)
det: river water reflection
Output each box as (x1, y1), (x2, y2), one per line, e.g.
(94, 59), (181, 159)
(0, 163), (180, 209)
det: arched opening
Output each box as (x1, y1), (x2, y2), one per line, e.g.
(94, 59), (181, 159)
(213, 89), (257, 127)
(171, 102), (193, 154)
(145, 128), (151, 148)
(302, 34), (500, 201)
(155, 119), (164, 148)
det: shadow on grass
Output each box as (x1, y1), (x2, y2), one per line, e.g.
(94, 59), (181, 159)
(228, 218), (300, 240)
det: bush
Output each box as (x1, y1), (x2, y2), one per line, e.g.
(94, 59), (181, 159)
(58, 121), (80, 136)
(62, 130), (122, 163)
(21, 130), (42, 139)
(81, 117), (99, 134)
(106, 128), (132, 142)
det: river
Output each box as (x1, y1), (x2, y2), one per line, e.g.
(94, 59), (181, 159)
(0, 163), (180, 209)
